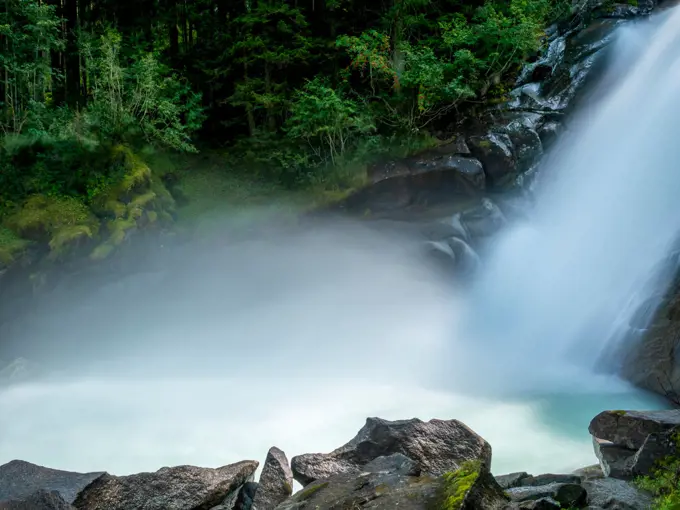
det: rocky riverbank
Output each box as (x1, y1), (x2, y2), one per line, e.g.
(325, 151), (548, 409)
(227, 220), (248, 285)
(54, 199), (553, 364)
(3, 410), (677, 510)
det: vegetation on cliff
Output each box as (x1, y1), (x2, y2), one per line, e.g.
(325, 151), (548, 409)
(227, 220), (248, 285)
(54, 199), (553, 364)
(0, 0), (571, 264)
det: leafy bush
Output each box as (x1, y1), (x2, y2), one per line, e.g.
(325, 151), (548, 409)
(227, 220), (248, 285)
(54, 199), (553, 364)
(80, 29), (205, 152)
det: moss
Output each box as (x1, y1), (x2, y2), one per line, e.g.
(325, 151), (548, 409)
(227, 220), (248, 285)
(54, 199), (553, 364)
(7, 195), (97, 239)
(477, 140), (492, 149)
(611, 410), (627, 416)
(297, 482), (329, 501)
(90, 242), (115, 261)
(433, 461), (481, 510)
(48, 224), (94, 257)
(112, 145), (152, 192)
(0, 227), (31, 265)
(5, 195), (99, 257)
(146, 210), (158, 224)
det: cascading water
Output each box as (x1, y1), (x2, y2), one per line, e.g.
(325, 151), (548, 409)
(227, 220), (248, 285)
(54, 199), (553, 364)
(447, 7), (680, 396)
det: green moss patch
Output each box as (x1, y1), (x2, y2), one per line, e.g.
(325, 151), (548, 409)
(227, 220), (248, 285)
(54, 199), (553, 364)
(5, 195), (99, 258)
(297, 481), (329, 501)
(0, 227), (31, 265)
(434, 461), (482, 510)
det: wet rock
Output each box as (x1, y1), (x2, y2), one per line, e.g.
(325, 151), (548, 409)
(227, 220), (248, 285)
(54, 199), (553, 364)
(583, 478), (653, 509)
(252, 448), (293, 510)
(504, 124), (544, 173)
(0, 461), (104, 505)
(73, 460), (258, 510)
(290, 417), (492, 486)
(468, 133), (516, 187)
(0, 491), (74, 510)
(460, 198), (507, 240)
(589, 410), (680, 479)
(495, 472), (530, 489)
(537, 120), (563, 149)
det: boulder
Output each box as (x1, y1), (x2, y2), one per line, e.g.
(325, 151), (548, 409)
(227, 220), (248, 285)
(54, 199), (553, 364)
(459, 199), (507, 240)
(495, 472), (530, 489)
(252, 448), (293, 510)
(506, 482), (587, 508)
(0, 461), (103, 505)
(468, 133), (516, 187)
(0, 490), (73, 510)
(276, 460), (508, 510)
(73, 460), (258, 510)
(582, 478), (654, 509)
(589, 410), (680, 479)
(290, 417), (492, 487)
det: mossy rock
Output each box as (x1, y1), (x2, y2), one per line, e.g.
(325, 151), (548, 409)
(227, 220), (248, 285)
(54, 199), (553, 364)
(89, 146), (176, 261)
(4, 195), (100, 258)
(434, 461), (482, 510)
(0, 227), (31, 266)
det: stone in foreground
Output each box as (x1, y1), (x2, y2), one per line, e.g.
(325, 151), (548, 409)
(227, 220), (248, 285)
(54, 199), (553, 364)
(0, 490), (73, 510)
(0, 461), (103, 505)
(252, 448), (293, 510)
(291, 417), (492, 486)
(73, 460), (258, 510)
(276, 460), (508, 510)
(589, 410), (680, 479)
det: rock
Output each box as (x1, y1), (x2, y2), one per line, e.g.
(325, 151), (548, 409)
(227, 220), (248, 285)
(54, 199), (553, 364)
(507, 482), (586, 507)
(519, 474), (581, 487)
(276, 460), (508, 510)
(290, 417), (492, 486)
(363, 454), (421, 476)
(583, 478), (654, 510)
(468, 133), (516, 187)
(0, 461), (104, 505)
(252, 448), (293, 510)
(516, 498), (561, 510)
(572, 464), (605, 481)
(230, 481), (259, 510)
(460, 198), (507, 240)
(73, 460), (258, 510)
(495, 472), (530, 489)
(0, 491), (73, 510)
(503, 124), (543, 173)
(589, 410), (680, 479)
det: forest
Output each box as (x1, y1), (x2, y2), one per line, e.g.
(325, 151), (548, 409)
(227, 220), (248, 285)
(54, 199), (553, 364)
(0, 0), (571, 221)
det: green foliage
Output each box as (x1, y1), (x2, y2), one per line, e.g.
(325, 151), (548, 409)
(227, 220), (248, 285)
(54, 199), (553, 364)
(0, 0), (63, 135)
(636, 456), (680, 509)
(635, 432), (680, 510)
(285, 78), (376, 166)
(80, 29), (205, 152)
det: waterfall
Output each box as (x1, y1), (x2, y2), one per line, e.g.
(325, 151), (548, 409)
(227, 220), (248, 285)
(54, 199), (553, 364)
(447, 8), (680, 395)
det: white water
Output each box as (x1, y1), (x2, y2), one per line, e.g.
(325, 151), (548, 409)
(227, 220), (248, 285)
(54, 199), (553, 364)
(0, 10), (677, 480)
(449, 7), (680, 395)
